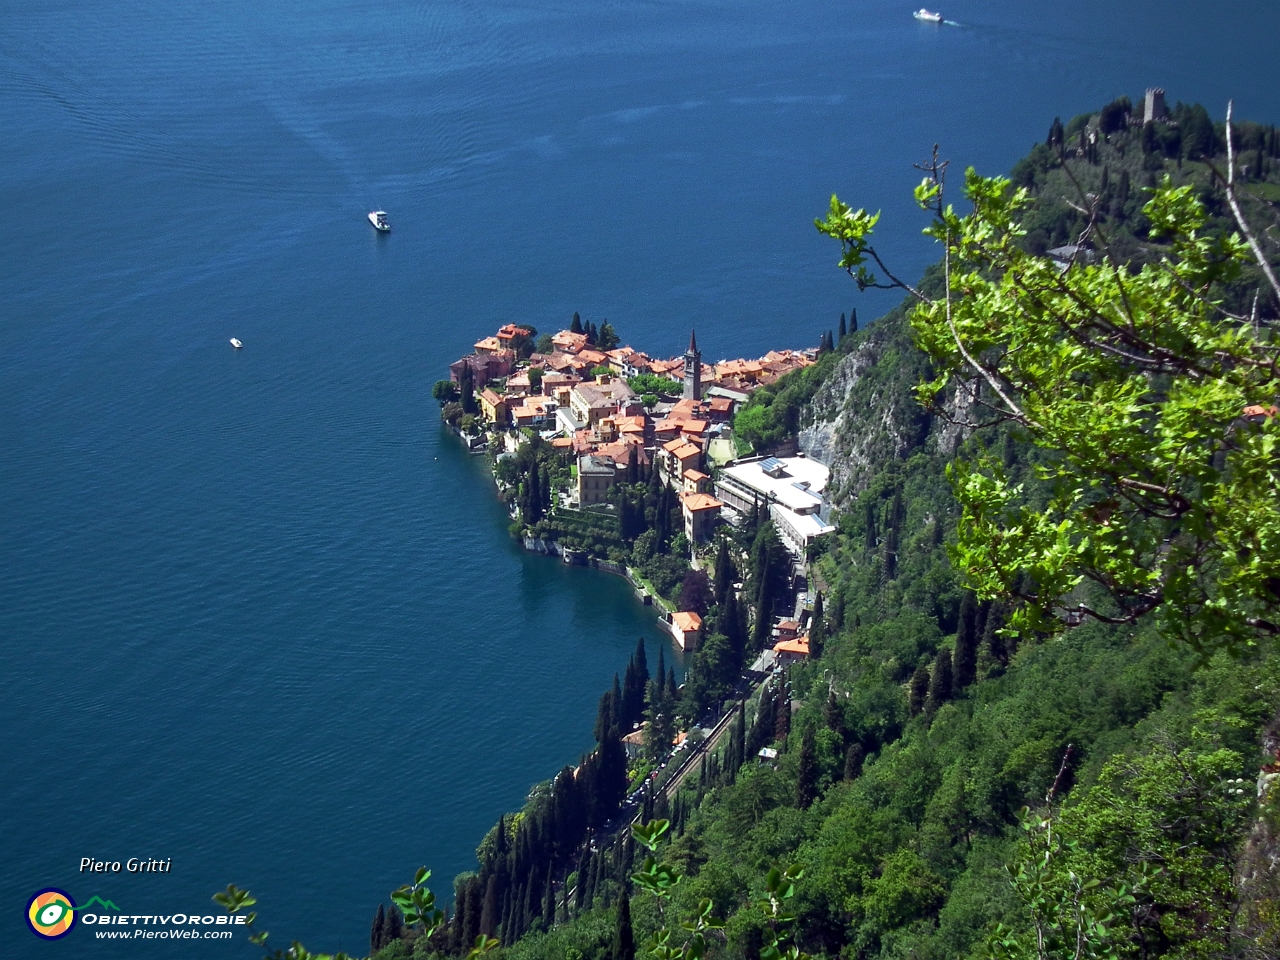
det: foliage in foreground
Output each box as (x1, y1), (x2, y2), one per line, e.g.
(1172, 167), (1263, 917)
(817, 105), (1280, 655)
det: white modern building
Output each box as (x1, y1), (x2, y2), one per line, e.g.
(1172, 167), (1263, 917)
(715, 455), (836, 557)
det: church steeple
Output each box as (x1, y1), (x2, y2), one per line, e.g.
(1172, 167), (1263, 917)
(683, 328), (702, 401)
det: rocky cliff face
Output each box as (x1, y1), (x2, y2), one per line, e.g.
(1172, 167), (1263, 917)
(797, 308), (940, 505)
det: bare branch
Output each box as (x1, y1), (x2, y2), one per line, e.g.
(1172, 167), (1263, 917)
(1223, 101), (1280, 307)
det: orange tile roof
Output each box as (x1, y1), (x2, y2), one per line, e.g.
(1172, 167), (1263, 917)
(662, 437), (688, 453)
(552, 331), (588, 354)
(578, 349), (608, 365)
(480, 388), (504, 406)
(773, 637), (810, 655)
(672, 611), (703, 632)
(671, 442), (701, 460)
(474, 336), (501, 352)
(681, 493), (722, 512)
(683, 469), (710, 482)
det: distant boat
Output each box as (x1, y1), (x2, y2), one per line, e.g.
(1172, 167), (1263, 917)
(368, 211), (390, 232)
(913, 8), (942, 21)
(230, 338), (242, 349)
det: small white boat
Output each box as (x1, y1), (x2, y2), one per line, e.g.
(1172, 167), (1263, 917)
(913, 8), (942, 21)
(230, 338), (242, 349)
(368, 211), (390, 232)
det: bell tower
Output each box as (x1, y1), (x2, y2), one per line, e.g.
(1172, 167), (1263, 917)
(683, 329), (702, 401)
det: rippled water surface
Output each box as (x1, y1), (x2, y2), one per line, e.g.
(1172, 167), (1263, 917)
(3, 0), (1278, 954)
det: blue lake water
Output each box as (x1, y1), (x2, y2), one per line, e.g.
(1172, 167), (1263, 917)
(3, 0), (1278, 955)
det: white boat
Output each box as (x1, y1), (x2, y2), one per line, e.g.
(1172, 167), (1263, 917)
(368, 211), (390, 232)
(230, 338), (242, 349)
(913, 8), (942, 21)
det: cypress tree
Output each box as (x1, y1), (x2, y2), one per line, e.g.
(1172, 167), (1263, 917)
(634, 637), (649, 706)
(775, 692), (790, 741)
(542, 866), (556, 930)
(459, 362), (477, 415)
(733, 701), (746, 776)
(480, 876), (500, 936)
(1047, 116), (1064, 149)
(850, 307), (858, 332)
(823, 687), (843, 738)
(525, 877), (539, 934)
(385, 904), (404, 944)
(796, 727), (818, 809)
(450, 888), (466, 950)
(575, 848), (592, 912)
(499, 895), (514, 945)
(370, 904), (385, 954)
(982, 602), (1007, 669)
(666, 667), (677, 703)
(908, 663), (929, 716)
(752, 568), (773, 649)
(839, 313), (847, 343)
(713, 537), (733, 605)
(926, 650), (953, 714)
(626, 444), (639, 486)
(843, 743), (865, 781)
(594, 688), (615, 742)
(463, 878), (482, 946)
(809, 593), (825, 660)
(953, 592), (978, 691)
(613, 896), (636, 960)
(571, 311), (583, 334)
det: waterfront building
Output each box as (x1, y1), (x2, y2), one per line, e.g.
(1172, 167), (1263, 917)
(667, 610), (703, 651)
(479, 389), (509, 427)
(474, 335), (503, 355)
(715, 455), (835, 557)
(496, 324), (533, 348)
(577, 454), (615, 506)
(450, 351), (515, 385)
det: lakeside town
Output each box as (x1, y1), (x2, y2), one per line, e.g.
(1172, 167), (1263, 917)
(436, 318), (838, 663)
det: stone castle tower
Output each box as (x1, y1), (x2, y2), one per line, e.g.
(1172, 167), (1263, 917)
(1143, 88), (1167, 124)
(683, 329), (702, 401)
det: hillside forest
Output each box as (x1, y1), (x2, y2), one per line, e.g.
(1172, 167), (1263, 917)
(220, 95), (1280, 960)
